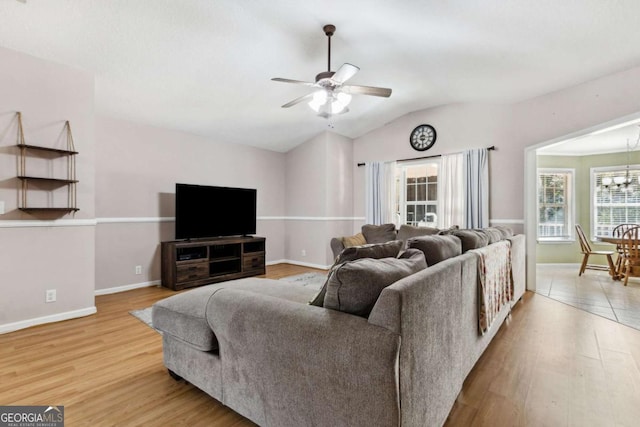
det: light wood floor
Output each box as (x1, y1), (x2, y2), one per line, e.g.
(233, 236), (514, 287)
(2, 264), (640, 426)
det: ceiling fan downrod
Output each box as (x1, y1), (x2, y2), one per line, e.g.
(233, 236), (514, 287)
(324, 24), (335, 72)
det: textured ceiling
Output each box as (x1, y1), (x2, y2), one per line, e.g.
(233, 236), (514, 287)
(2, 0), (640, 152)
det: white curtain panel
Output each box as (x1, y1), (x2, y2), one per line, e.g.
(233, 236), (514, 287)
(464, 148), (489, 228)
(440, 153), (464, 228)
(365, 161), (396, 225)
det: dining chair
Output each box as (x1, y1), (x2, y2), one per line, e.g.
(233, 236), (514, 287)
(575, 224), (615, 277)
(619, 225), (640, 286)
(612, 224), (637, 275)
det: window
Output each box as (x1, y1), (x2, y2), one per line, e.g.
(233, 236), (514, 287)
(396, 162), (439, 227)
(592, 166), (640, 237)
(537, 168), (574, 241)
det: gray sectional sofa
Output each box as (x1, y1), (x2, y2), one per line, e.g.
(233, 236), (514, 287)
(152, 229), (525, 427)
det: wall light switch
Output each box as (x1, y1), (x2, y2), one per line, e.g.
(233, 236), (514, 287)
(0, 201), (4, 215)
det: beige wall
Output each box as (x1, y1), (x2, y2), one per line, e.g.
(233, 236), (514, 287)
(284, 131), (356, 267)
(94, 115), (288, 291)
(352, 104), (521, 231)
(0, 46), (96, 331)
(5, 44), (640, 331)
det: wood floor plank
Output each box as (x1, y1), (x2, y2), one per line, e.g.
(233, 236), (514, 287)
(3, 267), (640, 426)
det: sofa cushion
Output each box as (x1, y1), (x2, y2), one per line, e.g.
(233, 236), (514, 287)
(323, 250), (427, 317)
(407, 235), (462, 266)
(334, 240), (403, 265)
(362, 223), (397, 244)
(493, 225), (514, 239)
(397, 224), (440, 243)
(452, 229), (490, 253)
(152, 286), (222, 351)
(479, 228), (503, 244)
(310, 240), (404, 307)
(342, 232), (367, 248)
(153, 278), (317, 351)
(437, 225), (460, 235)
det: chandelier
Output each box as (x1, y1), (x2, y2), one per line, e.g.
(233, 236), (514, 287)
(601, 129), (640, 193)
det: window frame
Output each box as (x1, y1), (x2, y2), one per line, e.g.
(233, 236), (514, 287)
(396, 159), (440, 228)
(590, 164), (640, 239)
(536, 167), (575, 243)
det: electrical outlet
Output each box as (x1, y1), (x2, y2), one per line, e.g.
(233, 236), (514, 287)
(301, 249), (306, 257)
(45, 289), (56, 303)
(135, 265), (142, 275)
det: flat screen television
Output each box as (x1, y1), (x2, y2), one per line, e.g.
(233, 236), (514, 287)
(175, 183), (257, 239)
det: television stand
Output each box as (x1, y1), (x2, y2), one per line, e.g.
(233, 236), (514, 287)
(161, 236), (266, 291)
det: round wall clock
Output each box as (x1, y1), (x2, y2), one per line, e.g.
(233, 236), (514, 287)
(409, 124), (437, 151)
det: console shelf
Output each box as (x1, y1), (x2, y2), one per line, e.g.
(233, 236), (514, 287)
(161, 236), (266, 291)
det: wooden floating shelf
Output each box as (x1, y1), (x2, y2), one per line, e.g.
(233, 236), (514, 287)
(19, 207), (80, 213)
(17, 144), (79, 155)
(18, 176), (79, 184)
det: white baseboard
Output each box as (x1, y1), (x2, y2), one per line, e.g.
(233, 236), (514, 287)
(267, 259), (331, 270)
(0, 306), (97, 335)
(95, 280), (161, 296)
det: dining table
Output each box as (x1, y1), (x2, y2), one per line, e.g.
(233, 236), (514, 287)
(597, 235), (639, 280)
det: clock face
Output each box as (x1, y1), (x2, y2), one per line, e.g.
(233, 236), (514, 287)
(410, 124), (437, 151)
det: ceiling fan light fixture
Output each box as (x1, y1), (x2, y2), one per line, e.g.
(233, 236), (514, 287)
(272, 24), (391, 117)
(308, 90), (328, 112)
(308, 90), (352, 115)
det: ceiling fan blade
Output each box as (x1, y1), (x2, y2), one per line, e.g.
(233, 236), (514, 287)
(330, 63), (360, 85)
(272, 78), (316, 87)
(281, 92), (315, 108)
(342, 84), (392, 97)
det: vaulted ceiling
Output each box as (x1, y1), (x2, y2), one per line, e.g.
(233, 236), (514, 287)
(2, 0), (640, 152)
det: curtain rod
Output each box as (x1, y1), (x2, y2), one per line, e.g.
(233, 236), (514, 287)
(356, 145), (496, 167)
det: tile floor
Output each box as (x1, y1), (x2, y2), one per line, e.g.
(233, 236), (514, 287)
(536, 263), (640, 330)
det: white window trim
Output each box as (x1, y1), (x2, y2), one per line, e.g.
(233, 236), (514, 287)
(397, 159), (441, 228)
(590, 164), (640, 241)
(537, 167), (576, 243)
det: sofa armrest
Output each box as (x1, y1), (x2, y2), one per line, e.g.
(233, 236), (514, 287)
(330, 237), (345, 260)
(206, 289), (400, 427)
(508, 234), (526, 304)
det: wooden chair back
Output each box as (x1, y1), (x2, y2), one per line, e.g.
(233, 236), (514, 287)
(575, 224), (592, 254)
(621, 226), (640, 262)
(613, 223), (637, 253)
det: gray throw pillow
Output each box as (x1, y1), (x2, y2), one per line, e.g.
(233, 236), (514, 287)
(397, 224), (440, 244)
(309, 240), (404, 307)
(437, 225), (460, 235)
(407, 235), (462, 266)
(334, 240), (403, 265)
(478, 228), (503, 244)
(323, 251), (427, 317)
(452, 229), (489, 253)
(361, 223), (397, 244)
(493, 225), (514, 239)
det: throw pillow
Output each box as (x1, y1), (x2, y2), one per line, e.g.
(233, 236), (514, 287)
(437, 225), (460, 235)
(478, 228), (503, 244)
(407, 235), (462, 266)
(493, 225), (514, 239)
(309, 240), (404, 307)
(361, 223), (397, 244)
(323, 250), (427, 317)
(334, 240), (403, 265)
(397, 224), (440, 243)
(452, 229), (489, 253)
(341, 232), (367, 248)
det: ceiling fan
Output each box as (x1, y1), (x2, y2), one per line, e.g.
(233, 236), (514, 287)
(272, 24), (392, 119)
